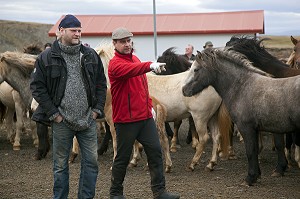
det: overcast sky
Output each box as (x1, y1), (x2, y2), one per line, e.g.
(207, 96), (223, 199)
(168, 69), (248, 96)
(0, 0), (299, 35)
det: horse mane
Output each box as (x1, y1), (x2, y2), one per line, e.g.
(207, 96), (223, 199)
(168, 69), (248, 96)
(157, 47), (191, 75)
(0, 51), (36, 77)
(286, 51), (296, 68)
(94, 42), (114, 87)
(225, 35), (288, 68)
(197, 48), (271, 77)
(23, 44), (43, 55)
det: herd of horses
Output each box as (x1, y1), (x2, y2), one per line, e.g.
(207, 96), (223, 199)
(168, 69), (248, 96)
(0, 35), (299, 186)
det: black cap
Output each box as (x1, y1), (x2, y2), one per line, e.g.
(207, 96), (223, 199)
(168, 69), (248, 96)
(58, 14), (81, 29)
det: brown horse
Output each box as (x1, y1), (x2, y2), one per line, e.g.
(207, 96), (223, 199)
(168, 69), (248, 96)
(287, 36), (300, 69)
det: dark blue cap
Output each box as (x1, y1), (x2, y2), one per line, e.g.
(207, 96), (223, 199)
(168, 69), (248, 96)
(58, 14), (81, 29)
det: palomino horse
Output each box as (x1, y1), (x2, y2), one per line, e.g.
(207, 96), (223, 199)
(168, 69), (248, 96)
(225, 35), (300, 170)
(182, 49), (300, 186)
(98, 46), (231, 172)
(0, 51), (38, 150)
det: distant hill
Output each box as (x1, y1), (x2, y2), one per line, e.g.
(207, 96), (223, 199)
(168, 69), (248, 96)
(0, 20), (54, 53)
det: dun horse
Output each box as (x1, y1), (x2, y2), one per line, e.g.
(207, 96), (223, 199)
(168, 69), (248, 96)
(182, 49), (300, 185)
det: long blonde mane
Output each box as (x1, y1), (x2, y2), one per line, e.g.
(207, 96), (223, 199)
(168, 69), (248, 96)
(0, 51), (37, 77)
(286, 51), (298, 69)
(94, 42), (114, 87)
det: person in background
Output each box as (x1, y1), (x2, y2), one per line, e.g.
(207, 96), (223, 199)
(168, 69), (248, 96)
(203, 41), (214, 49)
(44, 42), (52, 50)
(108, 27), (180, 199)
(180, 44), (195, 63)
(30, 14), (107, 199)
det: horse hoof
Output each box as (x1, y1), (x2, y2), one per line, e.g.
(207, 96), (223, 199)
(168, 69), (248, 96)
(128, 163), (137, 168)
(240, 181), (251, 187)
(271, 171), (283, 177)
(170, 148), (177, 153)
(33, 153), (42, 160)
(165, 166), (171, 173)
(186, 165), (195, 172)
(13, 145), (21, 151)
(205, 166), (213, 172)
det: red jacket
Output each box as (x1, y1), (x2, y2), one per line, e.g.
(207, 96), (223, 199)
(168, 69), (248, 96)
(108, 50), (153, 123)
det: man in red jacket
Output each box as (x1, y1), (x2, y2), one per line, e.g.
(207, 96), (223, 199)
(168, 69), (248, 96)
(108, 27), (180, 199)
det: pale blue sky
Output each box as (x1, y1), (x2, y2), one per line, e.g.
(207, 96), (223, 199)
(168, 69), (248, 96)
(0, 0), (299, 35)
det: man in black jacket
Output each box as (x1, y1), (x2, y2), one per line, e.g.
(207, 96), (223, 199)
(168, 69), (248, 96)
(30, 14), (107, 199)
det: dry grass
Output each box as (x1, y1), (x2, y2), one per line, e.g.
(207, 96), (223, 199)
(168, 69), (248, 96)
(259, 35), (299, 48)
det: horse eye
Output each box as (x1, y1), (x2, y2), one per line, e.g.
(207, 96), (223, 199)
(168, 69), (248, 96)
(194, 68), (199, 72)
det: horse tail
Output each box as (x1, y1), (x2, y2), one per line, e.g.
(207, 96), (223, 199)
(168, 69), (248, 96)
(217, 101), (232, 158)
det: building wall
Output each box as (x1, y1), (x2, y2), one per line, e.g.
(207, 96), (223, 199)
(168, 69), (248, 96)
(80, 33), (254, 61)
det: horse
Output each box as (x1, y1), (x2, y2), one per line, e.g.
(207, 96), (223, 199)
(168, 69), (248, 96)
(225, 35), (300, 170)
(287, 36), (300, 69)
(0, 51), (38, 150)
(156, 47), (197, 150)
(182, 49), (300, 186)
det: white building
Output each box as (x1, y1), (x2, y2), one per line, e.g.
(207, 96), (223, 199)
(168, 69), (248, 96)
(49, 10), (264, 61)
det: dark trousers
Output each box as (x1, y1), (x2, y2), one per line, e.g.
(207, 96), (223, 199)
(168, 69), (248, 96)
(110, 118), (166, 197)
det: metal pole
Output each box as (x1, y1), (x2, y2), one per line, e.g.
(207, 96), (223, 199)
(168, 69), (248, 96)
(153, 0), (157, 60)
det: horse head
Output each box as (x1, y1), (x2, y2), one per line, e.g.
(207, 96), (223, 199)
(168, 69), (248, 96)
(288, 36), (300, 69)
(23, 44), (43, 55)
(157, 47), (191, 75)
(182, 49), (215, 97)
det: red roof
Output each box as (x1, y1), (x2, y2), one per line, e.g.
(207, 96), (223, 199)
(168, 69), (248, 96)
(48, 10), (264, 37)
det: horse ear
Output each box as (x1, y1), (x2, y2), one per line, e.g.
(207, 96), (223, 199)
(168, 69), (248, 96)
(291, 36), (298, 45)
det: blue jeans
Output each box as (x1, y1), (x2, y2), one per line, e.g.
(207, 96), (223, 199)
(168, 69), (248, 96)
(52, 120), (98, 199)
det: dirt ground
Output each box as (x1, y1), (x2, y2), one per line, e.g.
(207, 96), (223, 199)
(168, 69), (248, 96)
(0, 120), (299, 199)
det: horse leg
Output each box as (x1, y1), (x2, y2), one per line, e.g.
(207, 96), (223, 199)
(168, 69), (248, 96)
(5, 108), (15, 144)
(170, 120), (182, 152)
(284, 132), (293, 168)
(272, 133), (288, 176)
(239, 128), (261, 186)
(29, 119), (39, 147)
(294, 133), (300, 168)
(205, 115), (220, 171)
(165, 122), (173, 138)
(34, 122), (50, 160)
(221, 122), (237, 160)
(188, 117), (199, 149)
(98, 121), (112, 155)
(69, 137), (79, 163)
(129, 140), (142, 167)
(187, 117), (209, 171)
(155, 105), (172, 173)
(12, 94), (25, 150)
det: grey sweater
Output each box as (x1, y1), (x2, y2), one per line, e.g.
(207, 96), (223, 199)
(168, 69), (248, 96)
(58, 42), (93, 131)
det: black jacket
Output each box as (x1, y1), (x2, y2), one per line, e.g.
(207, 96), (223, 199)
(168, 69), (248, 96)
(30, 40), (107, 125)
